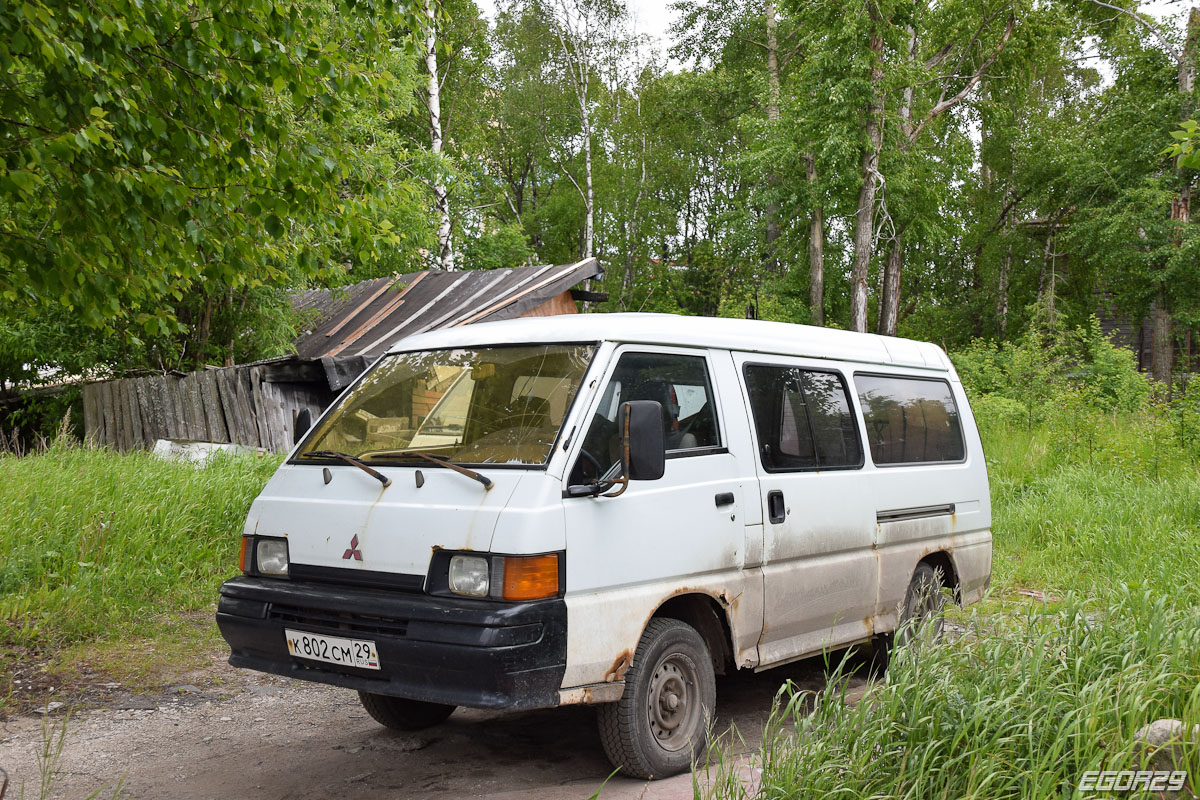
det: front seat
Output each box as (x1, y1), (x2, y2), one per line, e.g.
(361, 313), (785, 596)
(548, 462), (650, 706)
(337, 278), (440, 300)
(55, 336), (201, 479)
(633, 380), (697, 450)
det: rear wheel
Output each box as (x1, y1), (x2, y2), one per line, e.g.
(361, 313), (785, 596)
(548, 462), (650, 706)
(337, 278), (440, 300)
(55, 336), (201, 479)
(597, 618), (716, 780)
(896, 562), (947, 649)
(357, 691), (455, 731)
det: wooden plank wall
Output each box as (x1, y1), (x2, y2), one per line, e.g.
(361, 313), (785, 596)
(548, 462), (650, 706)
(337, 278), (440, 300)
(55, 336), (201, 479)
(81, 366), (326, 453)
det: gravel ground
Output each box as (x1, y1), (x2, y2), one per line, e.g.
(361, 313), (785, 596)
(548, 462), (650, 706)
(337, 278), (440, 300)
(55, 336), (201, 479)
(0, 651), (866, 800)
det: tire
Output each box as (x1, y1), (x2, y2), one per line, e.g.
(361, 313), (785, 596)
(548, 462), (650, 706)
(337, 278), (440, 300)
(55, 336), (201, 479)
(895, 562), (947, 650)
(357, 691), (456, 731)
(597, 618), (716, 780)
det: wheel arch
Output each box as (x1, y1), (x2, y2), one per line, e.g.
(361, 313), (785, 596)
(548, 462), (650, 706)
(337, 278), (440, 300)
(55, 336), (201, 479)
(650, 592), (734, 676)
(918, 550), (961, 604)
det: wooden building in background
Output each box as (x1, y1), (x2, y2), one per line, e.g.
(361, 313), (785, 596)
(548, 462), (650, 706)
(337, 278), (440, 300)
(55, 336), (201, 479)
(81, 259), (604, 452)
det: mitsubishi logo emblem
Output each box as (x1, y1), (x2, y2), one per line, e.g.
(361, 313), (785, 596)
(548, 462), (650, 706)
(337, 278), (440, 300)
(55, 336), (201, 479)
(342, 534), (363, 561)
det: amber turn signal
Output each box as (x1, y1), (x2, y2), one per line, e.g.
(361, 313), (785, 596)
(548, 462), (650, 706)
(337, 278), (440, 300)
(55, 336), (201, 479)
(501, 554), (560, 601)
(239, 536), (250, 573)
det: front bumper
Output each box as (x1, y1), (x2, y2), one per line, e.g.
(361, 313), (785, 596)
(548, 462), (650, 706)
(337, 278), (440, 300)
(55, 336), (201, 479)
(216, 576), (567, 711)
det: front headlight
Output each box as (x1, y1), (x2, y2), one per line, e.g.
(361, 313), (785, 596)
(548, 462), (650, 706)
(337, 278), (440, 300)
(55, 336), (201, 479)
(256, 538), (290, 577)
(448, 555), (489, 597)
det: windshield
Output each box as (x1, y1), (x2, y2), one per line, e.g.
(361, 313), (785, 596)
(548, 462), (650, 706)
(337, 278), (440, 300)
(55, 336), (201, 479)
(296, 344), (596, 467)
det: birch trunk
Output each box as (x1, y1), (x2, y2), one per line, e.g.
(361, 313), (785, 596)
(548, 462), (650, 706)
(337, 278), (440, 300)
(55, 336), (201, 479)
(551, 0), (595, 261)
(805, 152), (825, 326)
(879, 234), (904, 335)
(623, 94), (647, 298)
(426, 0), (453, 270)
(582, 96), (594, 259)
(996, 244), (1012, 335)
(878, 26), (916, 337)
(1037, 222), (1057, 323)
(1151, 291), (1174, 384)
(849, 5), (885, 333)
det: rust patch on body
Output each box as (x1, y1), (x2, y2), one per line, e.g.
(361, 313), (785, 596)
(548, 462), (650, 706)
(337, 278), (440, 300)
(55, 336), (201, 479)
(718, 590), (739, 614)
(559, 683), (625, 705)
(605, 650), (633, 683)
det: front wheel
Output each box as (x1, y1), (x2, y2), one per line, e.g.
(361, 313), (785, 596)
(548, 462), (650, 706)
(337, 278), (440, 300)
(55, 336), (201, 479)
(597, 618), (716, 780)
(358, 691), (456, 731)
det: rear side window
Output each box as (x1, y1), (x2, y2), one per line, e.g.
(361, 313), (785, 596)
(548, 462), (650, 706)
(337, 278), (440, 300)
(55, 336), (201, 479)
(855, 374), (965, 465)
(743, 365), (862, 471)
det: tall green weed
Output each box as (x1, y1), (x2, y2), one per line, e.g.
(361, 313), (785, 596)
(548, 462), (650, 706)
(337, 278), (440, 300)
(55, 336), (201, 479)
(955, 316), (1151, 427)
(707, 591), (1200, 800)
(0, 441), (279, 648)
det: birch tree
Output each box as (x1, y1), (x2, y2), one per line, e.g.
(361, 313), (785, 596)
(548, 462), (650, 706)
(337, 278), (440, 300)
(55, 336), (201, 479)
(425, 0), (454, 269)
(876, 3), (1017, 336)
(547, 0), (626, 260)
(840, 0), (1016, 335)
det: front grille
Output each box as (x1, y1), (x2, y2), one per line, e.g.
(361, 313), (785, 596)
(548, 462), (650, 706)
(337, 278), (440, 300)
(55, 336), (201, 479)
(288, 563), (425, 593)
(268, 602), (409, 638)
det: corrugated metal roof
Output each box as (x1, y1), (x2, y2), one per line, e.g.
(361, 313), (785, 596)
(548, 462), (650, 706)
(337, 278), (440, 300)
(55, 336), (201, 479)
(291, 259), (600, 360)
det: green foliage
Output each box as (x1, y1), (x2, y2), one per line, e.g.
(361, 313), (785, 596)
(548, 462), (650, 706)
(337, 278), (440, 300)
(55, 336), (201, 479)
(953, 315), (1150, 427)
(460, 221), (535, 271)
(0, 442), (280, 648)
(4, 0), (1198, 397)
(1164, 119), (1200, 169)
(0, 0), (426, 376)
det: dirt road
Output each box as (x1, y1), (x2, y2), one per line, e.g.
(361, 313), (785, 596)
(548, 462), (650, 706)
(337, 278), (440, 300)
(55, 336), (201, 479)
(0, 651), (867, 800)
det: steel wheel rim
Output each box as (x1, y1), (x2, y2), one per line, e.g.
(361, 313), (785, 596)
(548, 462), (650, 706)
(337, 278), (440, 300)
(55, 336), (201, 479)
(646, 653), (701, 752)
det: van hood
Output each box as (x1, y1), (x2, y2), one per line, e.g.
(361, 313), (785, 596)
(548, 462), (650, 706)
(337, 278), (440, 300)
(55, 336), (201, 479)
(245, 463), (524, 580)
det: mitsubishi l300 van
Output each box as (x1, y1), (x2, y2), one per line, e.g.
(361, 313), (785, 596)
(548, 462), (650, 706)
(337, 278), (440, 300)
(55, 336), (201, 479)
(217, 313), (991, 779)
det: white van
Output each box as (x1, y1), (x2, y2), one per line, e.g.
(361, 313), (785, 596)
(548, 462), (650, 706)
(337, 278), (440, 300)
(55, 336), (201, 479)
(217, 313), (991, 779)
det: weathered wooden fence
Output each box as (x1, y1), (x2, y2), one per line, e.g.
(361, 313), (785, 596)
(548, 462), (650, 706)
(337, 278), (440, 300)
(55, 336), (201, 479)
(80, 359), (343, 453)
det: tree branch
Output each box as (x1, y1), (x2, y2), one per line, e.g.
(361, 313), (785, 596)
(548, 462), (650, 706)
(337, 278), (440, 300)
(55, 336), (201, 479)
(1085, 0), (1181, 62)
(924, 41), (956, 70)
(541, 130), (587, 205)
(909, 13), (1016, 145)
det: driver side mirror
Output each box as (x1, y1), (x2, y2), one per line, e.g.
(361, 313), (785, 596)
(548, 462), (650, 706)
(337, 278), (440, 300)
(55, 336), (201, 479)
(294, 408), (312, 445)
(620, 400), (665, 481)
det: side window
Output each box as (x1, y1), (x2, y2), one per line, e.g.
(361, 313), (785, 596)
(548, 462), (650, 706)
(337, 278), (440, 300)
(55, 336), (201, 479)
(569, 352), (721, 483)
(855, 374), (965, 465)
(743, 365), (862, 471)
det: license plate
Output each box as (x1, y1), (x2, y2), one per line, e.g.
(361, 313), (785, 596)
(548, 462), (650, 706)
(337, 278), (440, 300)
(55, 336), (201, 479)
(285, 629), (380, 671)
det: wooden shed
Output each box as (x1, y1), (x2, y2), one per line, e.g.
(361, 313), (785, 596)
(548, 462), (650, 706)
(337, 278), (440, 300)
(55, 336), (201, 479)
(82, 259), (604, 452)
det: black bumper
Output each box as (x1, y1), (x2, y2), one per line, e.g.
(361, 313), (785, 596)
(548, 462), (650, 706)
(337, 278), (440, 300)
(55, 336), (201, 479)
(216, 576), (567, 711)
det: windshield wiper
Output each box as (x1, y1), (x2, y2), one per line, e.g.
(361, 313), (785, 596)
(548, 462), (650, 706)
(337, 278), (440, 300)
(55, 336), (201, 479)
(409, 451), (494, 491)
(367, 450), (493, 491)
(300, 450), (392, 488)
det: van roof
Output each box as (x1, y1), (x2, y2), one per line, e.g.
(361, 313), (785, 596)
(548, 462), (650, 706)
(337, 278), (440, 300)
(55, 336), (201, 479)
(385, 312), (954, 371)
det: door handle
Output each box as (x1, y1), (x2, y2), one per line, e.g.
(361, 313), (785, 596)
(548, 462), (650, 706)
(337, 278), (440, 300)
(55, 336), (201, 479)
(767, 490), (786, 524)
(714, 491), (735, 507)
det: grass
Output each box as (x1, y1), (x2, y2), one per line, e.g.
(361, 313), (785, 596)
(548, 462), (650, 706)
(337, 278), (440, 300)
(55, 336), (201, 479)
(3, 399), (1199, 796)
(703, 408), (1200, 799)
(986, 413), (1200, 603)
(0, 442), (279, 660)
(704, 592), (1200, 799)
